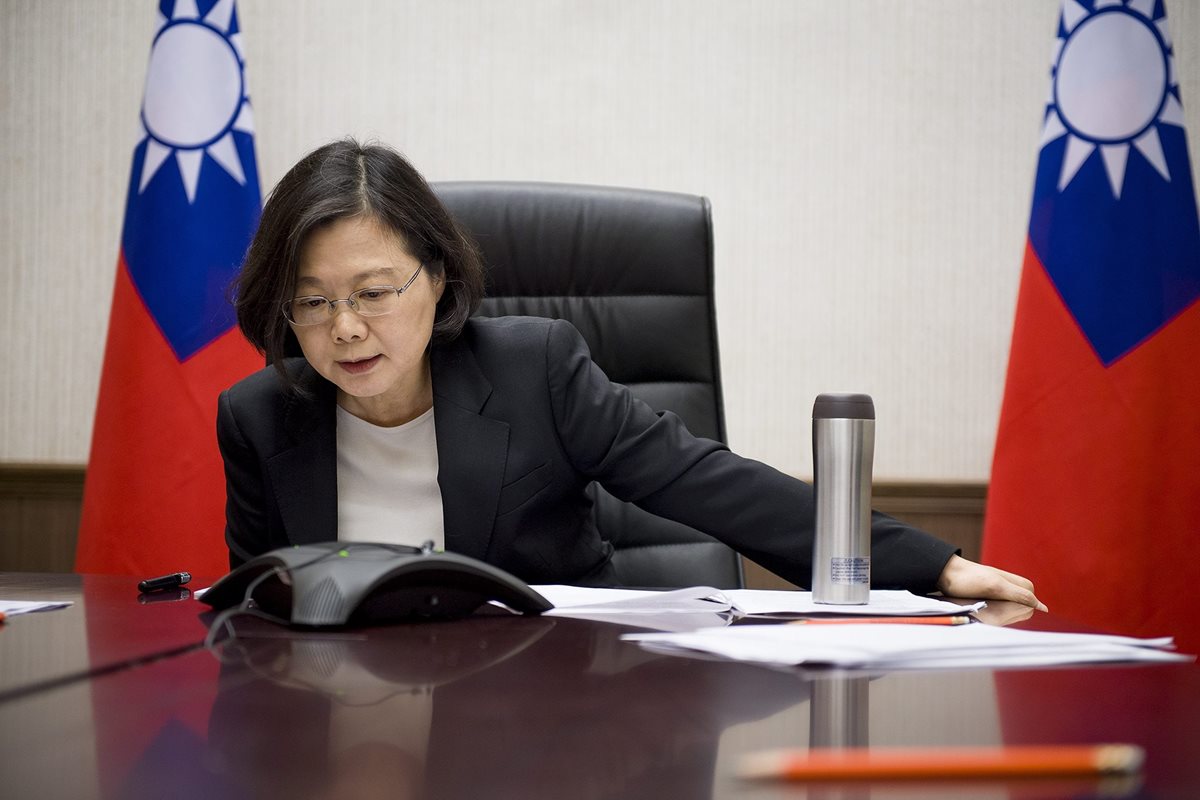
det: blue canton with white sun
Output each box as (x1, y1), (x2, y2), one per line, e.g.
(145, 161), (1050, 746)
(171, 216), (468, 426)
(122, 0), (261, 361)
(1031, 0), (1200, 365)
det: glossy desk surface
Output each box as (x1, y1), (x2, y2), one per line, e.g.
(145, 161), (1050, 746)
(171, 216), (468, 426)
(1, 573), (1198, 799)
(0, 572), (206, 699)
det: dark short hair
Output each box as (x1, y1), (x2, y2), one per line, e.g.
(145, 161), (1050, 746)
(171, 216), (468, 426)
(234, 138), (484, 386)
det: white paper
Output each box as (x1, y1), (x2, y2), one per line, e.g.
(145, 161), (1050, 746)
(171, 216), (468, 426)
(724, 589), (984, 617)
(532, 586), (981, 619)
(624, 622), (1190, 671)
(545, 609), (736, 632)
(0, 599), (74, 616)
(535, 585), (733, 615)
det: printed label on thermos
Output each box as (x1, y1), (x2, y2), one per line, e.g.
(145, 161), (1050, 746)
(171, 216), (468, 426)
(830, 557), (870, 585)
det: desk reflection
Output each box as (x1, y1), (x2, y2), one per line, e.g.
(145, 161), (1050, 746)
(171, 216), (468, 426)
(6, 580), (1197, 800)
(202, 615), (811, 799)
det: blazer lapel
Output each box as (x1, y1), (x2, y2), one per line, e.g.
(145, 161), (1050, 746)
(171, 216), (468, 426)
(431, 337), (510, 562)
(266, 363), (339, 547)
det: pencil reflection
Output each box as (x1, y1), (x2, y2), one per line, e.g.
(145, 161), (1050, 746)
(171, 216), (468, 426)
(764, 775), (1142, 799)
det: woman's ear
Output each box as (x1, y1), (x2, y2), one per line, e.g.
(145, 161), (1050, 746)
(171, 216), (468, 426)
(430, 263), (447, 302)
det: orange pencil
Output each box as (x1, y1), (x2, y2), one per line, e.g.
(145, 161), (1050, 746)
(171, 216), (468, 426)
(791, 615), (972, 626)
(740, 745), (1144, 781)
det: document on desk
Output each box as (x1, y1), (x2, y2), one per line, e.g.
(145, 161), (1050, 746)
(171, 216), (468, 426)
(530, 586), (983, 631)
(623, 623), (1191, 670)
(529, 586), (732, 630)
(536, 585), (732, 613)
(723, 589), (984, 617)
(0, 599), (73, 616)
(534, 586), (980, 617)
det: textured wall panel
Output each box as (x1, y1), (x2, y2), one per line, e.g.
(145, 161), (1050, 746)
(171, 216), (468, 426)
(3, 1), (1198, 481)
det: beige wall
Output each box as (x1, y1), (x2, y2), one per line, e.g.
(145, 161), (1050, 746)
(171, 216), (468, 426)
(3, 0), (1198, 480)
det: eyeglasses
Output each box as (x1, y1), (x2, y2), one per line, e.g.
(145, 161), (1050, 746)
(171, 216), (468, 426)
(282, 264), (423, 326)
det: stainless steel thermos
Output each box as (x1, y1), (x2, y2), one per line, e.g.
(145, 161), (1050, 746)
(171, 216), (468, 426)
(811, 393), (875, 604)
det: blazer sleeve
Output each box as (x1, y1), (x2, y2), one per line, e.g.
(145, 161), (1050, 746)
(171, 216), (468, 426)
(216, 387), (266, 569)
(543, 318), (958, 592)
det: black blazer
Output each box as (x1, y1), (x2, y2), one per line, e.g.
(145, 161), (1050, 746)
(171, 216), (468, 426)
(217, 316), (956, 589)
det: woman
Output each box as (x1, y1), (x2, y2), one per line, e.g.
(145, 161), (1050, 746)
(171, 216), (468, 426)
(219, 138), (1044, 609)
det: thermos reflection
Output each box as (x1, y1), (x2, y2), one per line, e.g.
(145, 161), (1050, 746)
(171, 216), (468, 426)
(809, 675), (871, 800)
(809, 675), (870, 749)
(812, 393), (875, 605)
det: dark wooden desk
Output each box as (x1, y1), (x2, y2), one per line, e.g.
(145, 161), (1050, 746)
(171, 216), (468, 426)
(0, 573), (210, 700)
(2, 573), (1198, 799)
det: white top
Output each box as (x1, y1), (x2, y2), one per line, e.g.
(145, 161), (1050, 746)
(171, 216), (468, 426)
(336, 405), (445, 550)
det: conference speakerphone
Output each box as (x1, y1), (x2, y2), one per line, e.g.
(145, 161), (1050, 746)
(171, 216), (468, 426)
(200, 542), (552, 627)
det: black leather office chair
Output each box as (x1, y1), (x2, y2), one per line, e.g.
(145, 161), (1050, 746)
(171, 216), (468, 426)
(435, 182), (744, 589)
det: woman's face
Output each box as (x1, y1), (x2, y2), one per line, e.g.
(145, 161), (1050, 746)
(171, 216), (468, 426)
(290, 215), (444, 424)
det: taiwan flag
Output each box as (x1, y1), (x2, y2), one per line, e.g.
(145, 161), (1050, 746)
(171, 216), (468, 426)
(76, 0), (261, 577)
(984, 0), (1200, 655)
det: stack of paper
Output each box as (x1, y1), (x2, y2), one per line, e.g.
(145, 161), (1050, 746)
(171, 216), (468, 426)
(534, 585), (736, 631)
(623, 623), (1189, 670)
(0, 599), (73, 616)
(537, 585), (729, 613)
(724, 589), (984, 618)
(530, 586), (981, 632)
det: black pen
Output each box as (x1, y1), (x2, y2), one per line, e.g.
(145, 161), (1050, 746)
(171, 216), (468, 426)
(138, 571), (192, 594)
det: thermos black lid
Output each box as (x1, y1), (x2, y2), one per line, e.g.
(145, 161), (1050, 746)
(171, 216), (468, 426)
(812, 393), (875, 420)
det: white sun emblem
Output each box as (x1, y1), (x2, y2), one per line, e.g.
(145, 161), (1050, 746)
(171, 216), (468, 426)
(135, 0), (254, 204)
(1040, 0), (1184, 199)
